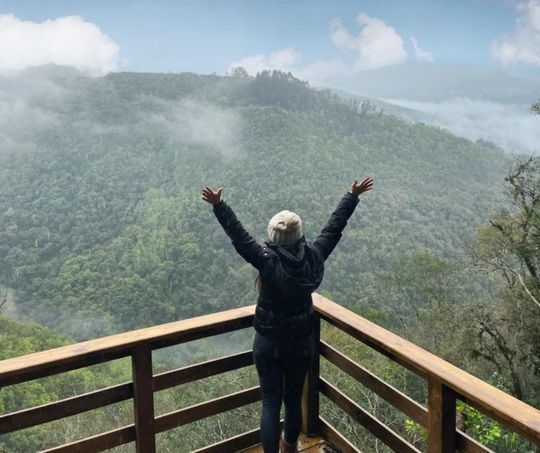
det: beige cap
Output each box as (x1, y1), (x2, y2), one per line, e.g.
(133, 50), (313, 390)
(267, 210), (303, 245)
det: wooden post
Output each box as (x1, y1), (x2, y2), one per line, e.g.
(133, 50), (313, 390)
(302, 315), (321, 434)
(132, 344), (156, 453)
(428, 377), (456, 453)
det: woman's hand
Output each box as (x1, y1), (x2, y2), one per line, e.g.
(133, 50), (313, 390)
(350, 177), (374, 195)
(202, 186), (224, 205)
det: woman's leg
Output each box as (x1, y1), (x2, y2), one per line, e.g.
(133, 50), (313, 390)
(282, 334), (315, 444)
(253, 333), (284, 453)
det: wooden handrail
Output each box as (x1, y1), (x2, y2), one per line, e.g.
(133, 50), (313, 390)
(312, 293), (540, 447)
(0, 304), (256, 452)
(0, 304), (255, 386)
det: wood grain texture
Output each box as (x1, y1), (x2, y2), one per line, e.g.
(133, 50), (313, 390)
(456, 430), (494, 453)
(154, 386), (260, 433)
(194, 426), (264, 453)
(0, 304), (255, 386)
(302, 317), (320, 435)
(132, 345), (155, 453)
(240, 432), (326, 453)
(320, 340), (428, 427)
(428, 378), (456, 453)
(318, 416), (362, 453)
(0, 382), (132, 434)
(313, 293), (540, 446)
(40, 425), (135, 452)
(153, 350), (253, 392)
(320, 377), (420, 453)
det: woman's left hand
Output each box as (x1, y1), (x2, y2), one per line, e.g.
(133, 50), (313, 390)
(350, 177), (374, 195)
(202, 186), (224, 205)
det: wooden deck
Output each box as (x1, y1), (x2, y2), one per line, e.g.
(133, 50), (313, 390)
(240, 432), (342, 453)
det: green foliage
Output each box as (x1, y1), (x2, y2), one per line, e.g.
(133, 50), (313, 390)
(531, 100), (540, 115)
(0, 67), (511, 340)
(455, 401), (522, 451)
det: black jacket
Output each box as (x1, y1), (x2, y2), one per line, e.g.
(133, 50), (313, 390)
(213, 192), (359, 341)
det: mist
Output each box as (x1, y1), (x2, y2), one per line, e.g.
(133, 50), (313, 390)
(0, 66), (242, 158)
(386, 97), (540, 154)
(144, 98), (242, 157)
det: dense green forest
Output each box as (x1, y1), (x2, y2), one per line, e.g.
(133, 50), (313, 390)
(0, 67), (538, 452)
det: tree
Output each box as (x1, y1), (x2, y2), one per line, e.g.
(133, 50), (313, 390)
(229, 66), (250, 79)
(467, 156), (540, 402)
(531, 99), (540, 115)
(470, 156), (540, 309)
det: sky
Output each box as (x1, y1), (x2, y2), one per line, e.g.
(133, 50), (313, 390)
(0, 0), (539, 77)
(0, 0), (539, 153)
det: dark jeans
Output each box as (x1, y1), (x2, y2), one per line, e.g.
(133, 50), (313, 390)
(253, 331), (315, 453)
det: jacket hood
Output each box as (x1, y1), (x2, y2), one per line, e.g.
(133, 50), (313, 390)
(264, 237), (324, 290)
(265, 236), (306, 266)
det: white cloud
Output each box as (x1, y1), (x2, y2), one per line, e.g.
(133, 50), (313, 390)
(491, 1), (540, 66)
(0, 14), (120, 75)
(228, 47), (346, 86)
(387, 97), (540, 153)
(329, 17), (354, 51)
(228, 13), (431, 84)
(411, 36), (434, 62)
(228, 47), (301, 75)
(330, 14), (407, 71)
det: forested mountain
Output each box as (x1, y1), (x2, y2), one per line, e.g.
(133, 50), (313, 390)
(0, 66), (509, 337)
(1, 66), (538, 452)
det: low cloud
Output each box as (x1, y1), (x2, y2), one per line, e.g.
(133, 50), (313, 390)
(386, 97), (540, 154)
(162, 99), (242, 156)
(330, 14), (407, 71)
(411, 36), (434, 62)
(0, 68), (242, 159)
(491, 0), (540, 66)
(0, 14), (120, 75)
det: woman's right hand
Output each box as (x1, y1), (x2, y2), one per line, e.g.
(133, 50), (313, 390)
(201, 186), (224, 205)
(350, 177), (374, 195)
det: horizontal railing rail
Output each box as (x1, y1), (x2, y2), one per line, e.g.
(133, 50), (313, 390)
(311, 293), (540, 453)
(1, 294), (539, 452)
(0, 305), (257, 452)
(0, 305), (255, 387)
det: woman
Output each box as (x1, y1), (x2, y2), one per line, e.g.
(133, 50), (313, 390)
(201, 177), (373, 453)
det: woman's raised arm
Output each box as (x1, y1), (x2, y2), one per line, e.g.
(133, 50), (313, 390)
(202, 186), (267, 269)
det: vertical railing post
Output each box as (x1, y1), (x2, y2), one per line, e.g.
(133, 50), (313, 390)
(302, 314), (321, 434)
(132, 344), (156, 453)
(428, 376), (456, 453)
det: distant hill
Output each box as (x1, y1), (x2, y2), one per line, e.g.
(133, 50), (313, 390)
(0, 67), (511, 339)
(325, 62), (540, 103)
(322, 87), (430, 122)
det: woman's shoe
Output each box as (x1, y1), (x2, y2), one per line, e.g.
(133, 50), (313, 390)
(280, 433), (298, 453)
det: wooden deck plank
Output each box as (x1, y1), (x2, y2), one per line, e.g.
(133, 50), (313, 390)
(240, 432), (327, 452)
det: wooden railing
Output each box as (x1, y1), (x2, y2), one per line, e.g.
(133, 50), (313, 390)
(0, 294), (539, 452)
(310, 294), (540, 453)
